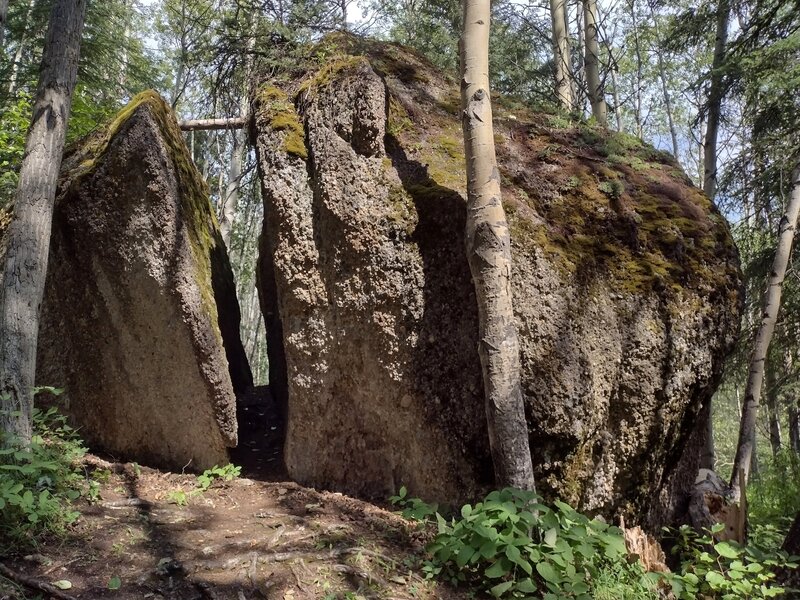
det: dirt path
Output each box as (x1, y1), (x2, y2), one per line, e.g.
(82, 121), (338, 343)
(1, 458), (464, 600)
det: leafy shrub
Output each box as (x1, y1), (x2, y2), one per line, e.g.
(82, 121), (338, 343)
(664, 523), (799, 599)
(0, 92), (31, 206)
(393, 487), (658, 599)
(0, 405), (90, 550)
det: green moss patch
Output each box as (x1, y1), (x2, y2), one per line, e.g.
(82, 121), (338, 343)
(259, 34), (739, 299)
(255, 86), (308, 160)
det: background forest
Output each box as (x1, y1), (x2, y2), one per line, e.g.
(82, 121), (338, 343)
(1, 0), (799, 592)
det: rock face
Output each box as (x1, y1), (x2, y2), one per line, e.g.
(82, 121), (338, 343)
(33, 92), (251, 471)
(254, 37), (742, 526)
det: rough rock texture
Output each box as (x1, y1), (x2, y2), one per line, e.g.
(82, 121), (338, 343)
(32, 91), (251, 471)
(253, 35), (742, 526)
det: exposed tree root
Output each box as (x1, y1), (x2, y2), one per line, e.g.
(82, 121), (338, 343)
(0, 563), (78, 600)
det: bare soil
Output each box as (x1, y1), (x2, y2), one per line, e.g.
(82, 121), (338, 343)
(0, 389), (465, 600)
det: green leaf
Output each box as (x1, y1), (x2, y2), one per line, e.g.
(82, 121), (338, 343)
(52, 580), (72, 590)
(705, 571), (728, 587)
(479, 539), (499, 559)
(485, 559), (510, 579)
(516, 578), (537, 593)
(536, 561), (561, 584)
(544, 527), (558, 547)
(715, 542), (741, 559)
(455, 544), (474, 568)
(490, 580), (513, 598)
(108, 576), (122, 590)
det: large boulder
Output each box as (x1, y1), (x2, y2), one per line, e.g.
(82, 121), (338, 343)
(254, 37), (742, 527)
(31, 91), (251, 471)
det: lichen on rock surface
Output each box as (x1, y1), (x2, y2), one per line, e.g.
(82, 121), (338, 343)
(33, 91), (251, 471)
(253, 34), (741, 528)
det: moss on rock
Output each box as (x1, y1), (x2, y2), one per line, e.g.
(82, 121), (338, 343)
(255, 86), (308, 160)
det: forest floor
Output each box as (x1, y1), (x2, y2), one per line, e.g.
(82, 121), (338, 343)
(0, 390), (463, 600)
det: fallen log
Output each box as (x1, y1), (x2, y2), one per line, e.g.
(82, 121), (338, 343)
(178, 117), (247, 131)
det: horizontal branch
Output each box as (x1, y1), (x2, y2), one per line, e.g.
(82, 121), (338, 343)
(177, 117), (248, 131)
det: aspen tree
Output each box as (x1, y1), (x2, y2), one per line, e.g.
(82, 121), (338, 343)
(0, 0), (87, 444)
(550, 0), (573, 111)
(582, 0), (607, 126)
(731, 165), (800, 500)
(460, 0), (535, 490)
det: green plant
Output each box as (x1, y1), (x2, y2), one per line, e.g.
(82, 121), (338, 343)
(166, 489), (189, 506)
(390, 486), (438, 522)
(196, 463), (241, 492)
(166, 463), (241, 506)
(414, 487), (656, 599)
(0, 404), (90, 550)
(664, 523), (799, 599)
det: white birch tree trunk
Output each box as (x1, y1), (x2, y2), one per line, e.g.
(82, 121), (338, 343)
(582, 0), (607, 126)
(0, 0), (87, 445)
(550, 0), (573, 111)
(730, 165), (800, 500)
(460, 0), (535, 491)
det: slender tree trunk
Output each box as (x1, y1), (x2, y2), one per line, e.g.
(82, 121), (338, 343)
(699, 399), (716, 470)
(787, 349), (799, 454)
(460, 0), (535, 491)
(789, 400), (799, 455)
(703, 0), (730, 199)
(550, 0), (573, 111)
(219, 132), (245, 247)
(609, 60), (622, 132)
(765, 357), (782, 457)
(219, 30), (256, 248)
(6, 0), (35, 96)
(731, 165), (800, 500)
(575, 0), (586, 115)
(628, 0), (644, 137)
(582, 0), (607, 126)
(0, 0), (87, 445)
(0, 0), (8, 49)
(646, 3), (679, 157)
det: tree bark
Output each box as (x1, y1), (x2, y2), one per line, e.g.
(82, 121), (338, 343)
(0, 0), (87, 445)
(460, 0), (535, 491)
(703, 0), (730, 199)
(730, 165), (800, 500)
(789, 399), (800, 455)
(582, 0), (607, 126)
(765, 356), (782, 457)
(783, 511), (800, 554)
(699, 400), (716, 470)
(550, 0), (573, 111)
(0, 0), (8, 49)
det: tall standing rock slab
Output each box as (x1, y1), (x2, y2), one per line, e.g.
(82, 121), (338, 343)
(32, 91), (251, 471)
(254, 36), (742, 527)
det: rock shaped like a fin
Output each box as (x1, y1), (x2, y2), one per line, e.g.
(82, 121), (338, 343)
(35, 91), (251, 471)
